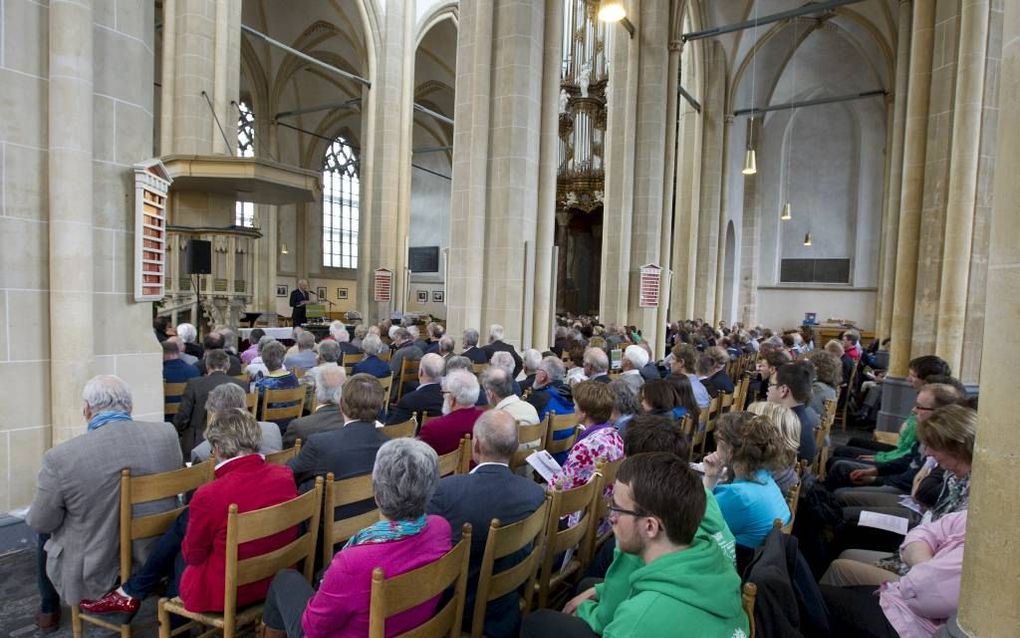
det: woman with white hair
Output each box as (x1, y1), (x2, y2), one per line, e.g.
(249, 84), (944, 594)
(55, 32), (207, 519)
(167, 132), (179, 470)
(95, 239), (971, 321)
(260, 439), (454, 638)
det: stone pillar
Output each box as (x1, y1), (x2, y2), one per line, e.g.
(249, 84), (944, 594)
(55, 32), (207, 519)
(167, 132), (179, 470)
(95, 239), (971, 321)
(935, 0), (991, 374)
(713, 115), (733, 325)
(361, 2), (414, 322)
(955, 2), (1020, 629)
(875, 0), (912, 340)
(655, 40), (681, 358)
(670, 54), (703, 319)
(739, 118), (763, 326)
(694, 41), (725, 321)
(49, 0), (95, 444)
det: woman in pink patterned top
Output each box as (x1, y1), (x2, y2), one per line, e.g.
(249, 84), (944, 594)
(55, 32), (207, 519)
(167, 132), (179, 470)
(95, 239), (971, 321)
(550, 381), (624, 534)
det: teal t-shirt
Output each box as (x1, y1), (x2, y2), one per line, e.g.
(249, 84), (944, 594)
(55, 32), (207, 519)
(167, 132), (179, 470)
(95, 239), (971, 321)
(713, 469), (790, 548)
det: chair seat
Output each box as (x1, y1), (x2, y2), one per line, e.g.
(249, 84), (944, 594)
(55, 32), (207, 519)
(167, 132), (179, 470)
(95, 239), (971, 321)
(161, 597), (264, 629)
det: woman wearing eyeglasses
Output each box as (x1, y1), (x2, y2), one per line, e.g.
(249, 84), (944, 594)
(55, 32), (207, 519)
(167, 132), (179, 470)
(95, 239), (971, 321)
(702, 412), (790, 549)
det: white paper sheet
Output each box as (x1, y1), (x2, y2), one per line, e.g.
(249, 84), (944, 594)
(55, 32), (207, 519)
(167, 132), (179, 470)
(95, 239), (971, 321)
(526, 450), (563, 483)
(858, 511), (910, 535)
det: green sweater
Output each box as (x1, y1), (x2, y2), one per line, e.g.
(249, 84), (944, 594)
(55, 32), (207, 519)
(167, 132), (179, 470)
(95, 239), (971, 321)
(577, 490), (748, 637)
(874, 413), (917, 464)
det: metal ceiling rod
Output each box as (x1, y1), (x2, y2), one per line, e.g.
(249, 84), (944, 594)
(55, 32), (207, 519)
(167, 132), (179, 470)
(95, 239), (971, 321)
(678, 86), (702, 113)
(241, 24), (371, 88)
(413, 103), (454, 126)
(733, 88), (886, 117)
(275, 98), (361, 120)
(681, 0), (866, 42)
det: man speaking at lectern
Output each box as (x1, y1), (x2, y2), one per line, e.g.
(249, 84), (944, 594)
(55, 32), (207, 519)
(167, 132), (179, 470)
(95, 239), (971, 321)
(290, 279), (311, 326)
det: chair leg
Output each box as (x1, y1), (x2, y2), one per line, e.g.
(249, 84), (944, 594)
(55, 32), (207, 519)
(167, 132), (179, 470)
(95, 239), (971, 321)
(157, 599), (171, 638)
(120, 621), (132, 638)
(71, 606), (82, 638)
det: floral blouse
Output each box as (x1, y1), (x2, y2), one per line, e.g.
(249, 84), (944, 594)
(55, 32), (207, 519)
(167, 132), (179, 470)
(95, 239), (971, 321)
(550, 423), (624, 534)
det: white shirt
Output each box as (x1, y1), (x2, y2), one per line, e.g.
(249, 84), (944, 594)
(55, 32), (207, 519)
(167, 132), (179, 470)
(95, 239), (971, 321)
(214, 452), (265, 471)
(494, 395), (540, 425)
(470, 461), (509, 474)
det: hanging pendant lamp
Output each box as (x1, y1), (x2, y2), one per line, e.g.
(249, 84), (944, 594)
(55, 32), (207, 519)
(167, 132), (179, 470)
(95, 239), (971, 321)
(803, 232), (812, 247)
(597, 0), (626, 22)
(780, 202), (792, 220)
(742, 149), (757, 175)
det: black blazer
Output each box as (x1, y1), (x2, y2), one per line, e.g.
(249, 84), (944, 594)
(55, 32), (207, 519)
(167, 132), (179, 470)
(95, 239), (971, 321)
(461, 346), (489, 365)
(701, 369), (735, 398)
(337, 342), (362, 356)
(282, 404), (343, 449)
(428, 465), (546, 638)
(481, 340), (524, 378)
(386, 382), (444, 425)
(196, 353), (243, 376)
(172, 372), (247, 457)
(290, 288), (310, 326)
(287, 420), (388, 491)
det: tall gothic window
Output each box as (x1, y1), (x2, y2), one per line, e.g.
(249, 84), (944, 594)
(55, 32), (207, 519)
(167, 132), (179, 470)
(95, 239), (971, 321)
(322, 136), (360, 268)
(235, 101), (256, 227)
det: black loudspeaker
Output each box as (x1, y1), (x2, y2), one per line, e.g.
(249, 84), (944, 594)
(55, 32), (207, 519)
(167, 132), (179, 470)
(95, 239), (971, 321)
(185, 240), (212, 274)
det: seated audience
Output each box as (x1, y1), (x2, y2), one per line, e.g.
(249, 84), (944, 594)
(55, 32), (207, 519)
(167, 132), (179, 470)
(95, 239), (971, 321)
(767, 362), (818, 462)
(607, 379), (640, 436)
(489, 350), (523, 396)
(240, 328), (264, 364)
(482, 323), (524, 377)
(697, 346), (735, 398)
(637, 343), (661, 381)
(189, 384), (283, 463)
(746, 401), (801, 494)
(526, 356), (574, 421)
(28, 376), (181, 629)
(283, 331), (317, 372)
(282, 365), (346, 449)
(423, 322), (444, 354)
(330, 321), (362, 357)
(481, 367), (539, 426)
(287, 373), (389, 490)
(702, 412), (791, 548)
(162, 339), (200, 383)
(195, 332), (243, 375)
(153, 315), (173, 342)
(550, 381), (624, 493)
(523, 453), (749, 637)
(174, 349), (247, 457)
(386, 353), (445, 424)
(388, 327), (425, 387)
(664, 374), (701, 425)
(79, 409), (296, 616)
(438, 334), (456, 359)
(819, 509), (967, 638)
(176, 322), (203, 360)
(805, 350), (841, 417)
(261, 439), (452, 638)
(667, 343), (711, 409)
(638, 379), (680, 420)
(244, 335), (278, 381)
(750, 349), (792, 404)
(419, 369), (486, 455)
(842, 329), (862, 361)
(350, 334), (391, 379)
(565, 342), (588, 386)
(826, 339), (855, 390)
(350, 324), (368, 350)
(618, 345), (648, 395)
(253, 341), (300, 429)
(444, 355), (489, 405)
(427, 410), (546, 637)
(520, 348), (543, 393)
(583, 347), (611, 384)
(461, 328), (489, 364)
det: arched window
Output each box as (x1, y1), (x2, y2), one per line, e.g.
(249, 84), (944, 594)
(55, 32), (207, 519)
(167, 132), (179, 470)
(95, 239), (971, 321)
(322, 136), (360, 268)
(235, 101), (255, 227)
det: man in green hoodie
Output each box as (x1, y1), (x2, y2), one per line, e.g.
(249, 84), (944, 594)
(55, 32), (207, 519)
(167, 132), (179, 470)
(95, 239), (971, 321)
(523, 453), (750, 638)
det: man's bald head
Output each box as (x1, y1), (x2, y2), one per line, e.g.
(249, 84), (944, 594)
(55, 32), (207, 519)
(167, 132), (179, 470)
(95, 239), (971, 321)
(419, 353), (445, 382)
(472, 409), (520, 463)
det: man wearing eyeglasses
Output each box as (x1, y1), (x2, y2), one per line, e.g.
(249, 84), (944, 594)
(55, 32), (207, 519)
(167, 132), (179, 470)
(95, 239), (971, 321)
(522, 453), (749, 638)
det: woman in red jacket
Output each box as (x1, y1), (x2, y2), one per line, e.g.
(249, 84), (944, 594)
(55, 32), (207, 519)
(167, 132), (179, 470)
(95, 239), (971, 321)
(79, 409), (298, 616)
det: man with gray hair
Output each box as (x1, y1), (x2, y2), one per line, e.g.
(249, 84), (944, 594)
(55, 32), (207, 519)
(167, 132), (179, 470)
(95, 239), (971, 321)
(520, 348), (543, 393)
(481, 367), (539, 426)
(386, 352), (446, 424)
(438, 335), (456, 359)
(330, 320), (362, 357)
(419, 369), (486, 455)
(28, 375), (181, 627)
(388, 327), (424, 383)
(445, 355), (490, 406)
(427, 409), (546, 637)
(526, 356), (574, 421)
(583, 347), (611, 384)
(282, 365), (346, 448)
(490, 351), (524, 395)
(163, 338), (200, 383)
(482, 323), (523, 378)
(461, 328), (488, 364)
(619, 344), (649, 394)
(351, 334), (392, 379)
(174, 349), (248, 457)
(175, 322), (203, 359)
(283, 331), (317, 372)
(189, 383), (284, 462)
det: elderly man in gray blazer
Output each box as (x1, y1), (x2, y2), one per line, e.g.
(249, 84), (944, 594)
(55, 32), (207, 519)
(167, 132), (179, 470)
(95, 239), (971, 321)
(27, 375), (181, 632)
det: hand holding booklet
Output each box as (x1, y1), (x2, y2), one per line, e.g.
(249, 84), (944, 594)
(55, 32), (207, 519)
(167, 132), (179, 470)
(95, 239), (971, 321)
(526, 450), (563, 483)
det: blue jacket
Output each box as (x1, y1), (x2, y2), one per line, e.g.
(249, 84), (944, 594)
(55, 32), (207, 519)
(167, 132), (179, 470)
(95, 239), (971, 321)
(352, 354), (392, 379)
(163, 358), (200, 384)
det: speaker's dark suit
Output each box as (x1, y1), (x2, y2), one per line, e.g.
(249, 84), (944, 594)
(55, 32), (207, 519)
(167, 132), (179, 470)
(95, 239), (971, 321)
(282, 404), (343, 449)
(172, 372), (247, 457)
(289, 288), (310, 326)
(428, 464), (546, 638)
(385, 382), (444, 425)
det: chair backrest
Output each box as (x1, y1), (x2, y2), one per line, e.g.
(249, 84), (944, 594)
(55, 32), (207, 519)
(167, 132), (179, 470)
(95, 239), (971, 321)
(742, 582), (758, 638)
(265, 439), (301, 465)
(537, 473), (602, 608)
(343, 352), (366, 368)
(223, 478), (323, 637)
(381, 415), (417, 439)
(377, 374), (394, 409)
(261, 386), (307, 423)
(245, 391), (258, 415)
(509, 419), (549, 471)
(396, 357), (420, 401)
(781, 477), (802, 535)
(231, 374), (249, 385)
(718, 391), (734, 414)
(378, 349), (392, 362)
(163, 382), (188, 416)
(543, 412), (579, 456)
(293, 367), (307, 380)
(438, 436), (472, 477)
(322, 472), (378, 564)
(471, 362), (488, 375)
(469, 498), (552, 638)
(590, 457), (624, 554)
(368, 524), (473, 638)
(119, 462), (214, 580)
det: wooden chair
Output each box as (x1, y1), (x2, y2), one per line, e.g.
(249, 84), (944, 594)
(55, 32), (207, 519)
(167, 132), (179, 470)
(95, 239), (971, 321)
(381, 415), (417, 439)
(73, 462), (215, 638)
(163, 381), (188, 417)
(679, 414), (695, 437)
(260, 386), (306, 424)
(835, 359), (859, 431)
(293, 367), (307, 380)
(718, 391), (734, 415)
(813, 398), (838, 475)
(438, 435), (472, 477)
(244, 391), (258, 415)
(368, 524), (472, 638)
(377, 374), (394, 409)
(873, 430), (900, 446)
(395, 357), (420, 401)
(265, 439), (301, 465)
(742, 582), (758, 638)
(589, 457), (624, 560)
(543, 412), (579, 458)
(342, 352), (366, 371)
(232, 373), (249, 386)
(781, 478), (802, 535)
(691, 395), (721, 459)
(535, 473), (602, 609)
(378, 349), (392, 363)
(510, 419), (549, 472)
(732, 374), (751, 410)
(469, 497), (552, 638)
(157, 478), (323, 638)
(472, 362), (488, 375)
(322, 472), (378, 564)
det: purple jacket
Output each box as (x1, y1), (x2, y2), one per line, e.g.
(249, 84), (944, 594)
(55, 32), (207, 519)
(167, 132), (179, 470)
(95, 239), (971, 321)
(880, 510), (967, 638)
(302, 515), (453, 638)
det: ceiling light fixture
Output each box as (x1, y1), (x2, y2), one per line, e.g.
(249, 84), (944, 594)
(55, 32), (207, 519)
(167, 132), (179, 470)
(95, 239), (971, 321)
(280, 243), (289, 255)
(597, 0), (635, 37)
(780, 202), (792, 220)
(803, 232), (812, 246)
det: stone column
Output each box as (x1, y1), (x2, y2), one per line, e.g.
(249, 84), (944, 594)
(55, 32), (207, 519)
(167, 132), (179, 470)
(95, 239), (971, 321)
(713, 115), (733, 325)
(879, 0), (935, 433)
(694, 41), (726, 321)
(670, 55), (703, 319)
(875, 0), (912, 340)
(49, 0), (95, 444)
(955, 3), (1020, 630)
(655, 40), (681, 358)
(738, 117), (763, 326)
(935, 0), (990, 373)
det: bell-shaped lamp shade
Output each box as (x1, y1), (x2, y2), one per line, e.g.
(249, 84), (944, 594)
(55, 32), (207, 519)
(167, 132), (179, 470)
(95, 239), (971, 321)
(280, 242), (290, 255)
(598, 0), (627, 22)
(803, 232), (812, 247)
(780, 202), (792, 220)
(742, 148), (757, 175)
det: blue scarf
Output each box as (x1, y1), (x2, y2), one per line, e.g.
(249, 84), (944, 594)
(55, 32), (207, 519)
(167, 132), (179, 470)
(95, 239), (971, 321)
(88, 411), (132, 432)
(343, 514), (427, 550)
